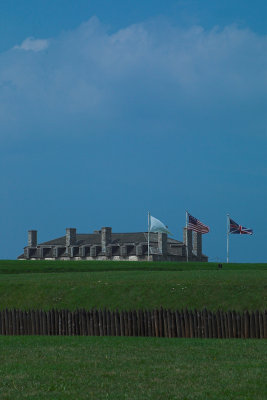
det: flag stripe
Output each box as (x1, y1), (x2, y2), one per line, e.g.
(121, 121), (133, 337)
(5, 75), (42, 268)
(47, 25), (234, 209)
(187, 213), (209, 234)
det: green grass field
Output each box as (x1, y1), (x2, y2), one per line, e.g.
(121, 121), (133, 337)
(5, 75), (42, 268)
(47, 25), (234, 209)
(0, 260), (266, 311)
(0, 260), (266, 399)
(0, 336), (266, 400)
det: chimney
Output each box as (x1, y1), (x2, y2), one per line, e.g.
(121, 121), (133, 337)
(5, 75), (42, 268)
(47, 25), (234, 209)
(101, 227), (112, 252)
(28, 230), (37, 247)
(66, 228), (76, 246)
(193, 231), (202, 259)
(158, 232), (167, 255)
(183, 228), (192, 258)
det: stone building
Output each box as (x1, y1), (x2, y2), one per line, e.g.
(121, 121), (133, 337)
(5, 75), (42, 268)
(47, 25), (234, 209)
(18, 227), (208, 262)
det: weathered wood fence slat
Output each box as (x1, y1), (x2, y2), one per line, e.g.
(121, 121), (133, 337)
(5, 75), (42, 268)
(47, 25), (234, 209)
(0, 309), (266, 338)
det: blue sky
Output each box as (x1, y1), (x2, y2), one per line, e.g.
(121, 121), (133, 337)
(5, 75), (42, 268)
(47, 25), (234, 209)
(0, 0), (266, 262)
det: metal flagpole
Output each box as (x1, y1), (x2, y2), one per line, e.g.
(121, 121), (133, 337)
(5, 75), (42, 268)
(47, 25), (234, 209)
(186, 210), (188, 262)
(227, 214), (230, 263)
(148, 211), (150, 261)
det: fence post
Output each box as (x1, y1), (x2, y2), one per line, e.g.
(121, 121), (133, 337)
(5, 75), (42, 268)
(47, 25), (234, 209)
(211, 311), (217, 338)
(46, 311), (50, 336)
(196, 310), (202, 338)
(137, 310), (142, 337)
(162, 309), (168, 338)
(244, 311), (250, 339)
(231, 311), (237, 338)
(115, 310), (120, 336)
(147, 310), (152, 337)
(24, 311), (29, 335)
(264, 311), (267, 339)
(102, 309), (107, 336)
(240, 312), (244, 339)
(13, 309), (18, 335)
(128, 311), (133, 337)
(83, 309), (87, 336)
(93, 310), (98, 336)
(227, 311), (233, 338)
(150, 311), (154, 337)
(122, 311), (127, 337)
(192, 310), (197, 338)
(158, 308), (163, 338)
(36, 310), (41, 335)
(254, 310), (260, 339)
(40, 310), (44, 335)
(188, 310), (194, 338)
(88, 310), (93, 336)
(105, 310), (110, 336)
(63, 309), (66, 336)
(224, 311), (229, 338)
(6, 310), (10, 335)
(170, 311), (175, 338)
(215, 311), (221, 338)
(0, 310), (2, 335)
(60, 310), (64, 336)
(207, 311), (213, 339)
(16, 310), (20, 335)
(4, 310), (8, 335)
(84, 310), (89, 336)
(52, 309), (57, 335)
(141, 310), (145, 337)
(32, 309), (37, 335)
(219, 311), (224, 338)
(98, 309), (104, 336)
(184, 310), (189, 338)
(58, 310), (62, 336)
(59, 310), (64, 335)
(166, 310), (172, 338)
(54, 309), (59, 336)
(202, 309), (208, 338)
(143, 310), (147, 337)
(153, 309), (158, 338)
(180, 310), (185, 338)
(11, 309), (16, 335)
(109, 311), (114, 336)
(174, 311), (181, 338)
(250, 311), (256, 339)
(259, 311), (264, 339)
(145, 310), (150, 336)
(119, 311), (124, 336)
(132, 310), (137, 337)
(66, 311), (71, 336)
(236, 312), (241, 338)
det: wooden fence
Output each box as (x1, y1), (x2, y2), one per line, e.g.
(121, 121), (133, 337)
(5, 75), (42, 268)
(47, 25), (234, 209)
(0, 309), (266, 338)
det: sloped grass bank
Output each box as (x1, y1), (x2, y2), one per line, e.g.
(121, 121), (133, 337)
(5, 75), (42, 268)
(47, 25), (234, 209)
(0, 269), (266, 311)
(0, 336), (266, 400)
(1, 259), (267, 274)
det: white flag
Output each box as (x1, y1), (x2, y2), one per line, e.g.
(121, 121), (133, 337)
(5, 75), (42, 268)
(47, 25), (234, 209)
(150, 215), (171, 235)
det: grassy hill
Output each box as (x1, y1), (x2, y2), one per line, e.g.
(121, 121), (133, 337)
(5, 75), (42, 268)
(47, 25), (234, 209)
(0, 260), (266, 311)
(0, 336), (266, 400)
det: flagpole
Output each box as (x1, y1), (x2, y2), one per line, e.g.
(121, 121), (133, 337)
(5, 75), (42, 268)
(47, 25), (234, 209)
(186, 210), (188, 262)
(227, 214), (230, 263)
(148, 211), (150, 262)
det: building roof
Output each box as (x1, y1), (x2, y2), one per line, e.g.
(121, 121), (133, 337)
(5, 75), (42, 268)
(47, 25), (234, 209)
(40, 232), (183, 247)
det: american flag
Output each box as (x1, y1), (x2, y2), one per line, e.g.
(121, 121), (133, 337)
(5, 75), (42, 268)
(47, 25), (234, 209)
(187, 213), (210, 234)
(229, 218), (253, 235)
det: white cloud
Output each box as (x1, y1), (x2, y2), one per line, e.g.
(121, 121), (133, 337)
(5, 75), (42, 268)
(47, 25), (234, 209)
(14, 37), (49, 52)
(0, 18), (266, 140)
